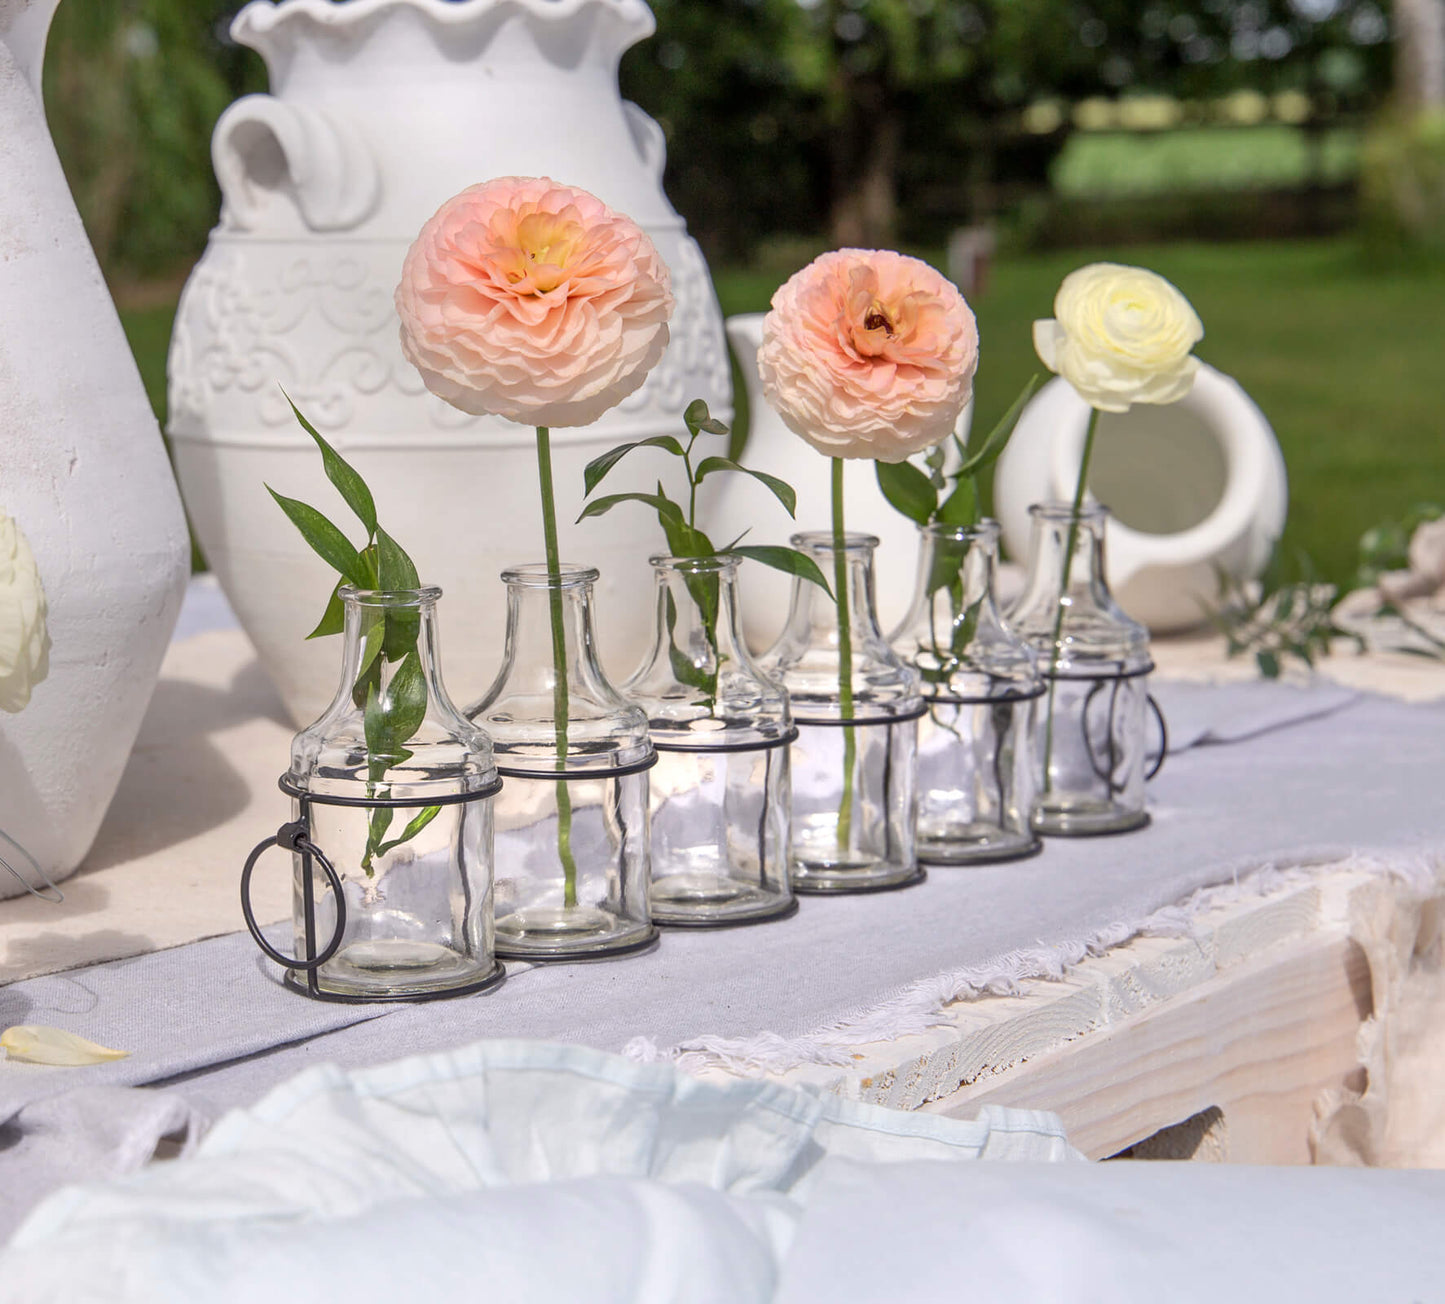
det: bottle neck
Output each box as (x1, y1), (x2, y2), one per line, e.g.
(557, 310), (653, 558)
(647, 556), (751, 674)
(495, 568), (602, 699)
(1015, 503), (1111, 611)
(780, 531), (886, 649)
(336, 588), (451, 711)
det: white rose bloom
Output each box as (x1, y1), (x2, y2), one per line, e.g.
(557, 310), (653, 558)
(1033, 263), (1204, 413)
(0, 509), (51, 713)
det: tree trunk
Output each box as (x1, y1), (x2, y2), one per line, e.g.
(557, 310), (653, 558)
(828, 79), (903, 248)
(1396, 0), (1445, 111)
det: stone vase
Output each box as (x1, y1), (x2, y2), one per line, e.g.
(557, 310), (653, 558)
(0, 0), (190, 896)
(167, 0), (732, 726)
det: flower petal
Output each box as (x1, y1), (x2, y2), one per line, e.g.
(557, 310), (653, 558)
(1, 1025), (129, 1066)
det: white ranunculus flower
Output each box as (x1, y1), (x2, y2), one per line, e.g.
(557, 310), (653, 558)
(1033, 262), (1203, 413)
(0, 509), (51, 713)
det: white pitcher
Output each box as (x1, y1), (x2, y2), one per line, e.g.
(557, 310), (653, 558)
(712, 313), (970, 652)
(993, 364), (1288, 633)
(168, 0), (732, 724)
(0, 0), (190, 896)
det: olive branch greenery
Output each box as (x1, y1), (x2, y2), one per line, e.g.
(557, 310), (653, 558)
(577, 398), (831, 710)
(266, 394), (438, 876)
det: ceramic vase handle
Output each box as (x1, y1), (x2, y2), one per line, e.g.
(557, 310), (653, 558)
(212, 95), (380, 233)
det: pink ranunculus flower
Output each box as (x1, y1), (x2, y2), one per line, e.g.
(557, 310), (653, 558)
(395, 177), (674, 428)
(756, 249), (979, 462)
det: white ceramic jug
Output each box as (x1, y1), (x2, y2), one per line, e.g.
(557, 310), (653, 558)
(0, 0), (190, 896)
(711, 313), (970, 652)
(168, 0), (732, 725)
(994, 364), (1288, 633)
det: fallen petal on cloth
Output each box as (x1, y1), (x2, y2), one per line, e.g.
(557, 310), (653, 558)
(0, 1039), (1079, 1303)
(1, 1027), (128, 1066)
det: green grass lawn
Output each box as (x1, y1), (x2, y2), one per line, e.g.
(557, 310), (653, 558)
(123, 236), (1445, 590)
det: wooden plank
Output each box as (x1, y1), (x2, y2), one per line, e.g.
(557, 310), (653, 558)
(925, 929), (1373, 1163)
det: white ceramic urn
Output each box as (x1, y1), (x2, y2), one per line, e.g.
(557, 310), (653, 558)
(167, 0), (731, 726)
(993, 364), (1289, 633)
(0, 0), (190, 897)
(713, 313), (971, 653)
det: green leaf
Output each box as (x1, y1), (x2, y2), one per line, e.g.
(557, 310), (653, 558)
(684, 398), (730, 438)
(936, 477), (979, 527)
(875, 459), (938, 526)
(694, 457), (798, 517)
(306, 579), (346, 640)
(282, 390), (377, 538)
(582, 436), (686, 496)
(958, 374), (1041, 476)
(576, 490), (686, 524)
(267, 487), (370, 588)
(385, 649), (429, 747)
(352, 615), (386, 708)
(659, 512), (714, 559)
(1256, 650), (1280, 678)
(376, 804), (443, 857)
(731, 545), (833, 598)
(375, 526), (420, 591)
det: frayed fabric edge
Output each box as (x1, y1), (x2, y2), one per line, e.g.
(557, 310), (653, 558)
(624, 851), (1442, 1079)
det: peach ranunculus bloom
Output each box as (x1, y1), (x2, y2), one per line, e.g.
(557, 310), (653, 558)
(757, 249), (979, 462)
(395, 177), (674, 428)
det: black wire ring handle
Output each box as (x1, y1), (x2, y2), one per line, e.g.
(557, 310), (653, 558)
(240, 820), (348, 971)
(1145, 693), (1168, 781)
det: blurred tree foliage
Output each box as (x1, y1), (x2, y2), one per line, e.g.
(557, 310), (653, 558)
(623, 0), (1393, 254)
(41, 0), (1394, 280)
(42, 0), (263, 283)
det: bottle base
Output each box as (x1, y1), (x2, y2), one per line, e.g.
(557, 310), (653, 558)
(918, 825), (1042, 865)
(285, 945), (505, 1003)
(792, 859), (925, 894)
(1032, 801), (1151, 837)
(652, 872), (798, 927)
(494, 905), (658, 960)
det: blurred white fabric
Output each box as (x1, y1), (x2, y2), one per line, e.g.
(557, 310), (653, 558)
(0, 1039), (1078, 1303)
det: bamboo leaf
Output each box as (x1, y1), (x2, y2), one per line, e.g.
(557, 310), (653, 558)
(376, 804), (443, 857)
(875, 459), (938, 525)
(684, 398), (730, 438)
(576, 490), (685, 523)
(583, 436), (687, 496)
(267, 487), (370, 588)
(731, 545), (833, 598)
(282, 390), (377, 537)
(958, 374), (1041, 476)
(307, 579), (346, 640)
(694, 457), (797, 517)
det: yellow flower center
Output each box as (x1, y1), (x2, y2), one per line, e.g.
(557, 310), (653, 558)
(512, 212), (584, 294)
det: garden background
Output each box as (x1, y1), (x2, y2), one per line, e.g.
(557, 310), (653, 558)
(45, 0), (1445, 589)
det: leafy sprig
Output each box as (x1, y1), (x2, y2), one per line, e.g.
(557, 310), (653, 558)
(1208, 545), (1361, 679)
(874, 376), (1039, 677)
(267, 394), (437, 874)
(578, 399), (829, 709)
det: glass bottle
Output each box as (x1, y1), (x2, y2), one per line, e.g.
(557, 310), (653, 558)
(891, 521), (1042, 865)
(1008, 502), (1156, 835)
(468, 564), (655, 959)
(763, 531), (923, 893)
(269, 586), (503, 1001)
(623, 555), (794, 927)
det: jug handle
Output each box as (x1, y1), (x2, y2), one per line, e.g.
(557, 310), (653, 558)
(622, 100), (667, 179)
(212, 95), (380, 234)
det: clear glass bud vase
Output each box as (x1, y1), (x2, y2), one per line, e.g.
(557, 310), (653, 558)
(1009, 503), (1161, 836)
(891, 521), (1043, 865)
(468, 565), (656, 959)
(623, 555), (795, 927)
(763, 532), (923, 893)
(242, 586), (504, 1002)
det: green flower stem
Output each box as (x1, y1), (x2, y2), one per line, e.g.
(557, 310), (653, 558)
(536, 426), (578, 908)
(832, 458), (856, 850)
(1041, 406), (1100, 793)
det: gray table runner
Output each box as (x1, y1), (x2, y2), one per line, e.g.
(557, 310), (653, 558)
(2, 683), (1442, 1234)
